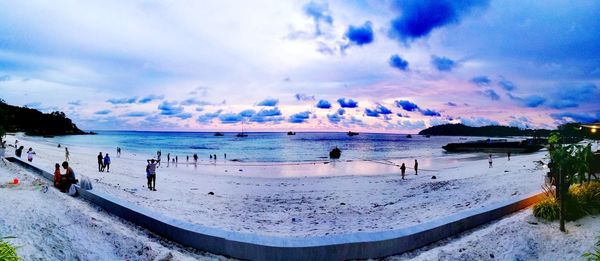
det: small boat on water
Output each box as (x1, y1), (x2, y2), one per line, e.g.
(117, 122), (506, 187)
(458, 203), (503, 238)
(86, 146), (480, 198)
(287, 131), (296, 135)
(406, 134), (412, 138)
(236, 133), (248, 137)
(214, 132), (224, 136)
(347, 131), (359, 136)
(442, 139), (544, 153)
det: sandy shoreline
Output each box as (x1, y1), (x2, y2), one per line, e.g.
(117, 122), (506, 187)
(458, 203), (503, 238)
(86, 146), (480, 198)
(4, 133), (549, 237)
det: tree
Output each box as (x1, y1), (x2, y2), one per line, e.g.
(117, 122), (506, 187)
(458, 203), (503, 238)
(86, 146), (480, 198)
(548, 133), (594, 232)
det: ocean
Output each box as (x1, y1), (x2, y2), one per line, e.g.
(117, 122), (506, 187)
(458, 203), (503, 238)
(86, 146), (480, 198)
(23, 131), (504, 163)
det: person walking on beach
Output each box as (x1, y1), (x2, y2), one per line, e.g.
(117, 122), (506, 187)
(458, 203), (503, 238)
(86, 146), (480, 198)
(224, 153), (227, 159)
(414, 159), (419, 175)
(507, 152), (511, 161)
(488, 154), (493, 168)
(193, 153), (198, 163)
(97, 152), (104, 172)
(157, 150), (162, 167)
(400, 163), (406, 180)
(27, 148), (36, 162)
(167, 153), (171, 164)
(214, 154), (217, 161)
(175, 156), (178, 163)
(65, 147), (70, 161)
(186, 155), (189, 162)
(104, 153), (111, 172)
(146, 159), (157, 191)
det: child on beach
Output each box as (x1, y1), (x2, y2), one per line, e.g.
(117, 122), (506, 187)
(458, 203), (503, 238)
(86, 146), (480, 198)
(27, 148), (36, 162)
(53, 163), (61, 188)
(400, 163), (406, 180)
(104, 153), (111, 172)
(146, 159), (157, 191)
(65, 147), (70, 161)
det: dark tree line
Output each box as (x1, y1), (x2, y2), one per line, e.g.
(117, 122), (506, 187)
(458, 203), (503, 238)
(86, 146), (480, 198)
(0, 99), (87, 136)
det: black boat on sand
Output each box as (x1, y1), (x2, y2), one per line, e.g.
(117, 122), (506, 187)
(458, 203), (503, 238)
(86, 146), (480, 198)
(442, 139), (544, 153)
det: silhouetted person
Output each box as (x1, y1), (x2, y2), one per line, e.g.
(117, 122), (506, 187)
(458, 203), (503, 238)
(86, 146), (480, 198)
(507, 152), (511, 161)
(193, 153), (198, 163)
(186, 155), (189, 162)
(175, 156), (178, 163)
(488, 154), (493, 168)
(65, 147), (70, 161)
(210, 154), (213, 160)
(97, 152), (104, 172)
(117, 147), (121, 157)
(15, 146), (24, 158)
(224, 153), (227, 159)
(400, 163), (406, 180)
(167, 153), (170, 163)
(414, 159), (419, 175)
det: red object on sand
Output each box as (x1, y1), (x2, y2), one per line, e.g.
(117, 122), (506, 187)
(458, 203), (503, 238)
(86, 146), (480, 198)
(13, 178), (19, 185)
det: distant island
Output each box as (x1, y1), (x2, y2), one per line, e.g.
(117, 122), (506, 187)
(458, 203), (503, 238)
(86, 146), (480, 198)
(418, 124), (552, 137)
(0, 99), (90, 136)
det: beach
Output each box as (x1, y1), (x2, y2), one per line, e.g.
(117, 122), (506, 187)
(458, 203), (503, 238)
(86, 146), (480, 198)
(4, 133), (550, 237)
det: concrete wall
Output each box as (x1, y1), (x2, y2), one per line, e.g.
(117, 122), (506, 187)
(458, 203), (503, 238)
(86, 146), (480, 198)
(5, 156), (544, 260)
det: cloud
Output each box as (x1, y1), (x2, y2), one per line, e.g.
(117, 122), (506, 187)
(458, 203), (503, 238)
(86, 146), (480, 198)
(547, 83), (598, 109)
(365, 104), (393, 117)
(397, 113), (410, 118)
(364, 108), (380, 117)
(460, 117), (499, 127)
(345, 21), (374, 46)
(138, 95), (164, 104)
(397, 120), (426, 130)
(256, 107), (282, 117)
(315, 99), (332, 109)
(508, 93), (546, 108)
(289, 111), (311, 123)
(180, 98), (212, 106)
(431, 55), (456, 71)
(158, 101), (184, 115)
(508, 116), (530, 129)
(257, 98), (279, 107)
(550, 112), (600, 124)
(389, 0), (490, 42)
(219, 113), (243, 124)
(95, 109), (112, 115)
(470, 76), (491, 86)
(124, 111), (149, 117)
(446, 102), (457, 106)
(197, 110), (222, 124)
(295, 93), (315, 101)
(376, 104), (393, 115)
(420, 108), (441, 117)
(327, 113), (343, 123)
(497, 77), (516, 91)
(477, 89), (500, 101)
(430, 118), (450, 126)
(394, 100), (420, 111)
(337, 98), (358, 108)
(303, 1), (333, 36)
(174, 112), (192, 119)
(195, 107), (204, 112)
(337, 108), (345, 115)
(0, 75), (11, 81)
(107, 97), (137, 104)
(238, 109), (256, 117)
(68, 100), (82, 106)
(389, 54), (409, 71)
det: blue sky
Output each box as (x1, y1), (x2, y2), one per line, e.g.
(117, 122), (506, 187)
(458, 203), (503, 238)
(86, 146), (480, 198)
(0, 0), (599, 132)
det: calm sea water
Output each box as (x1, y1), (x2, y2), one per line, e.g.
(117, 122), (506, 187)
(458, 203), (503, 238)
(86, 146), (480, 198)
(28, 131), (498, 163)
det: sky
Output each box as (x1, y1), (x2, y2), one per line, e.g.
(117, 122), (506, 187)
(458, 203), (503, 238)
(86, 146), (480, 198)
(0, 0), (599, 132)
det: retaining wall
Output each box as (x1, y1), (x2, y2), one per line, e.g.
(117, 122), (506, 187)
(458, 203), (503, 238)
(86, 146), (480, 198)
(5, 156), (544, 260)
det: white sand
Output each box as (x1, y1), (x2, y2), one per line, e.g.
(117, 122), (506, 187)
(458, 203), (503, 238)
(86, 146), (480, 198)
(0, 159), (225, 260)
(4, 133), (552, 237)
(389, 209), (600, 260)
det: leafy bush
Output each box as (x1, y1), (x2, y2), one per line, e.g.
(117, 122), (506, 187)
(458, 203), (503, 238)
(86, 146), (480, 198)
(583, 234), (600, 261)
(570, 181), (600, 215)
(533, 197), (560, 221)
(0, 236), (20, 261)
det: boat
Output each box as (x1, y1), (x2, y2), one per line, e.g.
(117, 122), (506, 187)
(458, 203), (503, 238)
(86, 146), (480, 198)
(236, 132), (248, 137)
(442, 139), (544, 153)
(214, 132), (224, 136)
(287, 131), (296, 135)
(347, 131), (359, 136)
(406, 134), (412, 138)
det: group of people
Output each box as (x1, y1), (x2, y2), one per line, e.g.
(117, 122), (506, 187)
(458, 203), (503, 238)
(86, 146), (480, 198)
(53, 161), (77, 193)
(399, 159), (418, 180)
(97, 152), (111, 172)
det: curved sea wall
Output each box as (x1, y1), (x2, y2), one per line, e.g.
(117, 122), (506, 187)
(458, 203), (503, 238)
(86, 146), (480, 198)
(5, 156), (544, 260)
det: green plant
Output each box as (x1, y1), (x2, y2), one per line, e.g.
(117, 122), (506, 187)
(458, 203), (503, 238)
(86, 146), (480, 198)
(583, 234), (600, 261)
(533, 197), (560, 221)
(0, 236), (20, 261)
(570, 181), (600, 215)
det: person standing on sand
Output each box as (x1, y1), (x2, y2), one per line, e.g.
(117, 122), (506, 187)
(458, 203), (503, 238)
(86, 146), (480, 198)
(146, 159), (157, 191)
(104, 153), (111, 172)
(400, 163), (406, 180)
(507, 152), (511, 161)
(186, 155), (189, 162)
(488, 154), (493, 168)
(175, 156), (178, 163)
(117, 147), (121, 157)
(193, 153), (198, 163)
(414, 159), (418, 175)
(97, 152), (104, 172)
(65, 147), (70, 161)
(224, 153), (227, 159)
(27, 148), (36, 162)
(167, 153), (170, 163)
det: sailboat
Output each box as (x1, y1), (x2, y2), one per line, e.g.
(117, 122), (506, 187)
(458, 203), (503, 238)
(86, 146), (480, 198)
(236, 121), (248, 137)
